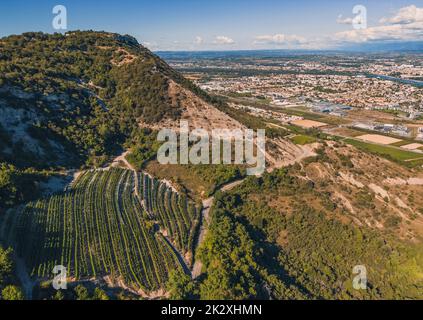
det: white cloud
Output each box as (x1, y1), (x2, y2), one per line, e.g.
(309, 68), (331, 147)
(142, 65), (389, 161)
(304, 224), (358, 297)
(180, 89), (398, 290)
(336, 15), (354, 25)
(380, 5), (423, 24)
(194, 36), (204, 45)
(213, 35), (235, 45)
(335, 5), (423, 43)
(141, 41), (159, 50)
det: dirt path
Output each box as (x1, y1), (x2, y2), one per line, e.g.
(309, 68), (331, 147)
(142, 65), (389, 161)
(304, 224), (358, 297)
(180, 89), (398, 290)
(111, 151), (141, 199)
(0, 207), (36, 299)
(191, 197), (214, 279)
(0, 209), (11, 241)
(14, 255), (36, 299)
(191, 179), (245, 279)
(160, 232), (192, 277)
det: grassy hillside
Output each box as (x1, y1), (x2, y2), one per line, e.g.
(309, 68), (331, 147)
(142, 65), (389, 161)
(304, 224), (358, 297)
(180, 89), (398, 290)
(197, 168), (423, 300)
(0, 31), (211, 170)
(0, 31), (219, 211)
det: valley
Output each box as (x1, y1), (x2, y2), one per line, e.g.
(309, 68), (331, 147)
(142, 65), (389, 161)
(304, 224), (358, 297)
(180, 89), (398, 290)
(0, 31), (422, 301)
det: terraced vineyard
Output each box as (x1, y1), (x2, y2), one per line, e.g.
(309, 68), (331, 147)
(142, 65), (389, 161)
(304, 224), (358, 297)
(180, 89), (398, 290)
(139, 173), (201, 256)
(4, 168), (201, 292)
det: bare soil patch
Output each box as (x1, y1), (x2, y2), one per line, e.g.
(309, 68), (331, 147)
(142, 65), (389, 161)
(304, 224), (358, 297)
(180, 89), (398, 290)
(290, 119), (328, 129)
(357, 134), (402, 145)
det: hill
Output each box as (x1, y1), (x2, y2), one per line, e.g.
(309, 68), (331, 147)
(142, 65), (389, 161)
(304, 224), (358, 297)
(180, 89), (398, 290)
(0, 31), (238, 171)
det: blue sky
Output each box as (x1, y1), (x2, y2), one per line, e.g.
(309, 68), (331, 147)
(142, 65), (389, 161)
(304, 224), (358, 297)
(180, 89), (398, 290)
(0, 0), (422, 50)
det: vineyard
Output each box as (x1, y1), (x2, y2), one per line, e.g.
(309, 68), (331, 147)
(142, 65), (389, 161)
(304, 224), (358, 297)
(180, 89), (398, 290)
(3, 168), (201, 292)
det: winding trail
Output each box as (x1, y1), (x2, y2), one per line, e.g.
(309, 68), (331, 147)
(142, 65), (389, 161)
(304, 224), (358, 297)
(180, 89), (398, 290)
(191, 179), (245, 279)
(112, 151), (140, 199)
(0, 207), (36, 299)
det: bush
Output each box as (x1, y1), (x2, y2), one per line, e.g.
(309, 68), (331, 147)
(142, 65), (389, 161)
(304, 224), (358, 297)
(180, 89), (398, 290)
(1, 285), (24, 300)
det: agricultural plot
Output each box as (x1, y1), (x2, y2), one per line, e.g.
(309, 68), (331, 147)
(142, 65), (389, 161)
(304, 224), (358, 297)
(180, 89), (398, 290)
(5, 168), (201, 292)
(357, 134), (402, 145)
(290, 135), (317, 145)
(291, 119), (328, 129)
(401, 143), (423, 151)
(138, 172), (201, 256)
(344, 138), (423, 167)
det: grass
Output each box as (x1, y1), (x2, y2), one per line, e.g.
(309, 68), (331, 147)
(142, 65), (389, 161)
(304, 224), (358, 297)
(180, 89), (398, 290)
(144, 161), (246, 199)
(291, 135), (317, 145)
(378, 109), (408, 117)
(344, 138), (423, 168)
(280, 107), (348, 126)
(391, 140), (412, 147)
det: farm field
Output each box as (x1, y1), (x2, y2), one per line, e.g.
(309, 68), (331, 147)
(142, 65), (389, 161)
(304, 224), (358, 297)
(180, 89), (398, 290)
(277, 106), (348, 125)
(401, 143), (423, 151)
(356, 134), (402, 145)
(290, 135), (317, 145)
(291, 119), (328, 129)
(344, 138), (423, 167)
(3, 168), (201, 292)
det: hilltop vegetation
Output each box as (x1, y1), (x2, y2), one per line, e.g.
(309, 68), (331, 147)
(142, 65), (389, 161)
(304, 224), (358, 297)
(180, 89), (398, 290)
(0, 31), (211, 171)
(0, 246), (23, 300)
(0, 31), (221, 211)
(196, 168), (423, 300)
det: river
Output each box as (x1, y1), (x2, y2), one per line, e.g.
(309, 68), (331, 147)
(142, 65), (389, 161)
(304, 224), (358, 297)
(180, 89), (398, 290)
(365, 73), (423, 88)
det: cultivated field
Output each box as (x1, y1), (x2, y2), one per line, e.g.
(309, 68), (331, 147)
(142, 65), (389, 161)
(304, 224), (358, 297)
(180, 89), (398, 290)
(344, 138), (423, 167)
(357, 134), (402, 145)
(3, 168), (201, 292)
(401, 143), (423, 151)
(291, 119), (328, 129)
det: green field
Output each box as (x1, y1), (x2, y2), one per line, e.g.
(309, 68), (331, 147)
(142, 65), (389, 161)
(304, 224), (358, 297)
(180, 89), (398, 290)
(291, 135), (318, 145)
(344, 138), (423, 167)
(278, 107), (348, 125)
(3, 168), (201, 291)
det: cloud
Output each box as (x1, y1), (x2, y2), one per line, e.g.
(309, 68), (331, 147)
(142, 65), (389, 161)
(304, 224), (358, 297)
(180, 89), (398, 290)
(141, 41), (159, 50)
(194, 36), (204, 45)
(335, 5), (423, 43)
(336, 15), (354, 25)
(380, 5), (423, 25)
(213, 36), (235, 45)
(254, 33), (307, 45)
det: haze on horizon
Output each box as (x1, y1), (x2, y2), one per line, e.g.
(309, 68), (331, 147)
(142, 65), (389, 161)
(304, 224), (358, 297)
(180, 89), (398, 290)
(0, 0), (422, 51)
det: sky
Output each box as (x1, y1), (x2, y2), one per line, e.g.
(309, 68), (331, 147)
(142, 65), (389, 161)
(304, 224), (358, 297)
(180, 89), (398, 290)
(0, 0), (422, 51)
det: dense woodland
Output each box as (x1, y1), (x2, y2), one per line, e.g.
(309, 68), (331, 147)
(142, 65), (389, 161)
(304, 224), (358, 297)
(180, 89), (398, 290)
(0, 31), (183, 170)
(193, 168), (423, 300)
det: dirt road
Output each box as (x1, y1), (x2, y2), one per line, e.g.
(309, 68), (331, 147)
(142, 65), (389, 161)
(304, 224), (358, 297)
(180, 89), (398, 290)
(191, 179), (245, 279)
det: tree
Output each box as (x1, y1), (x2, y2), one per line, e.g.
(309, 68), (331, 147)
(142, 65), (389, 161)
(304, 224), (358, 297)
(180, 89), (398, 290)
(0, 247), (13, 286)
(0, 163), (19, 208)
(1, 285), (24, 300)
(166, 269), (196, 300)
(93, 288), (109, 300)
(53, 290), (65, 301)
(74, 284), (90, 300)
